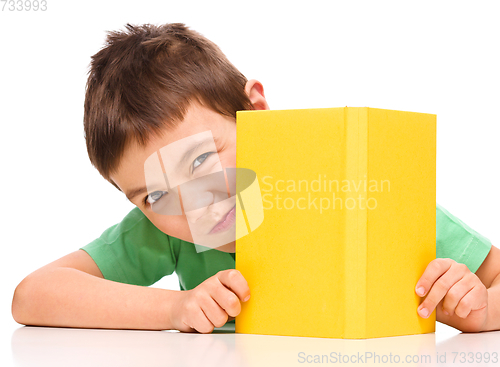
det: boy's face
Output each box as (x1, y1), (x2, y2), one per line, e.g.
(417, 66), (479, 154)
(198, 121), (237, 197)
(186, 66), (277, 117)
(110, 102), (238, 253)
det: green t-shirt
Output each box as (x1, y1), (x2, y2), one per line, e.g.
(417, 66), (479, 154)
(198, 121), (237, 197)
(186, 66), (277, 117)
(80, 204), (492, 290)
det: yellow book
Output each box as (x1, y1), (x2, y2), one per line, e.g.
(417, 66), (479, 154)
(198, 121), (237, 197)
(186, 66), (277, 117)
(235, 107), (436, 339)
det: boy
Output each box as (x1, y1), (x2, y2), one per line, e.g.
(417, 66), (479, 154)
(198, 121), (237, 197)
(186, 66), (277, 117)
(11, 23), (500, 334)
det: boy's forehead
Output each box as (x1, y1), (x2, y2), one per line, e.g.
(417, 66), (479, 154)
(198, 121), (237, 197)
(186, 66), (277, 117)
(113, 129), (216, 186)
(145, 130), (220, 187)
(111, 104), (235, 192)
(135, 102), (233, 153)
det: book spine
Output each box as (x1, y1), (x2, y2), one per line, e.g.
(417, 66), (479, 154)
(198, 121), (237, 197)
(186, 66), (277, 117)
(344, 107), (368, 338)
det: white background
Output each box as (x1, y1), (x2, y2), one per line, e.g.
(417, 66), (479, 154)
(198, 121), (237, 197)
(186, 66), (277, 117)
(1, 0), (499, 349)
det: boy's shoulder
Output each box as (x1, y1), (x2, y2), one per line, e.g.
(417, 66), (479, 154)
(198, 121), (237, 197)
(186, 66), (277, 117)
(96, 206), (164, 244)
(80, 207), (182, 286)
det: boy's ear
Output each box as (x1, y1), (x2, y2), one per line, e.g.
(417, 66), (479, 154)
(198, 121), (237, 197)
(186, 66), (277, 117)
(245, 79), (270, 110)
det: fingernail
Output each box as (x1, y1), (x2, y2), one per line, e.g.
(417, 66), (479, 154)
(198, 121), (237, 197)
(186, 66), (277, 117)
(419, 307), (429, 318)
(243, 295), (250, 302)
(416, 286), (425, 296)
(443, 310), (449, 316)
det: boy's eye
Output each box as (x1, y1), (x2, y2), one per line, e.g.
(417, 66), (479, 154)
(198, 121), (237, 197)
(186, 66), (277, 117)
(192, 152), (214, 172)
(145, 190), (168, 205)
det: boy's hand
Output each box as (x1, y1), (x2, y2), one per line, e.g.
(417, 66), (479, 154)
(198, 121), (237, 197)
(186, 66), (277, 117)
(415, 258), (488, 332)
(171, 269), (250, 333)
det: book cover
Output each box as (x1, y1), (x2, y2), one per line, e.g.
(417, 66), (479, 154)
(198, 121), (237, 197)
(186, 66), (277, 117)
(235, 107), (436, 339)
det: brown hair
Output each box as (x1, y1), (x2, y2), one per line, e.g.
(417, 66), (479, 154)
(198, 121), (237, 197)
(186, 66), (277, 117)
(84, 23), (252, 189)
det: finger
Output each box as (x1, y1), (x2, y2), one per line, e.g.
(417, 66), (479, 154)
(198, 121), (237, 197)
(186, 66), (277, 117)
(455, 284), (487, 319)
(442, 272), (477, 316)
(418, 262), (469, 318)
(415, 258), (454, 297)
(216, 269), (251, 302)
(210, 277), (242, 317)
(191, 307), (215, 334)
(201, 297), (229, 328)
(180, 323), (198, 333)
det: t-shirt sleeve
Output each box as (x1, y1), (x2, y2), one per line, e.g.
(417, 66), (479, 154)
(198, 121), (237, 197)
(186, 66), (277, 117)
(436, 203), (492, 273)
(79, 207), (177, 286)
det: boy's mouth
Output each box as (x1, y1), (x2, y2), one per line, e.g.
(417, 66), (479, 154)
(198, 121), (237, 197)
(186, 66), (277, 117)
(209, 205), (236, 234)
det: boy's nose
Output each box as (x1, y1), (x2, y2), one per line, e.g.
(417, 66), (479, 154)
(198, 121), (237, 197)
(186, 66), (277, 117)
(179, 171), (230, 212)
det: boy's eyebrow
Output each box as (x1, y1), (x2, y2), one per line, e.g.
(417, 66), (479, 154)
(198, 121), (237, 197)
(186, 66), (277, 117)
(125, 136), (219, 202)
(125, 186), (151, 202)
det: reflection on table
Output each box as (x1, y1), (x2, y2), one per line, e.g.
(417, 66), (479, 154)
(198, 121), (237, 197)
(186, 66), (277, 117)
(11, 323), (500, 367)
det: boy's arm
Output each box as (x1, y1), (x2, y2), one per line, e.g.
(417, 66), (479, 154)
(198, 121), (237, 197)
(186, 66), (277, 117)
(475, 245), (500, 331)
(12, 250), (249, 332)
(12, 250), (181, 330)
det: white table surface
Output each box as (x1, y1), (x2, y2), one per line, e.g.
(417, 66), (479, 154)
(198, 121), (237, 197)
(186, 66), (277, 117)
(4, 319), (500, 367)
